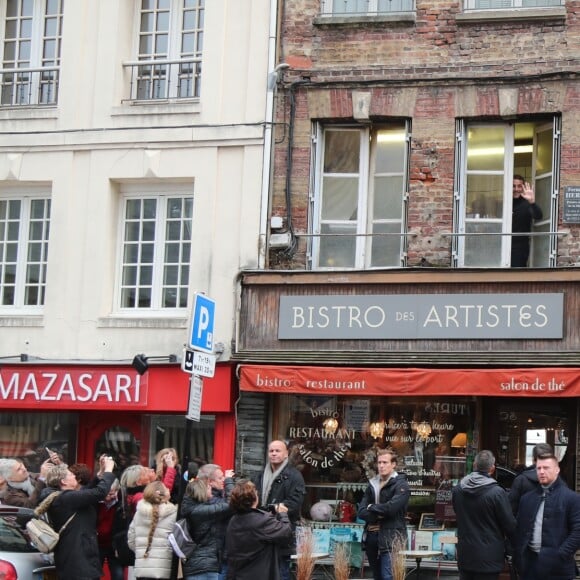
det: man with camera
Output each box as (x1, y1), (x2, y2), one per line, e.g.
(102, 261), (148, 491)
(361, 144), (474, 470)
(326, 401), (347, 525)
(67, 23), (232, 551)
(253, 440), (305, 580)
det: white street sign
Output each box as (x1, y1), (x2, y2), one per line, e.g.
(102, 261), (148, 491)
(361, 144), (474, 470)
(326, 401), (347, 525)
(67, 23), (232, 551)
(193, 351), (216, 378)
(186, 375), (203, 422)
(181, 349), (216, 377)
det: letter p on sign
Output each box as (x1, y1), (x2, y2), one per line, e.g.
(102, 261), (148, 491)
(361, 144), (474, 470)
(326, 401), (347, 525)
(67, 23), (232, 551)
(188, 293), (216, 354)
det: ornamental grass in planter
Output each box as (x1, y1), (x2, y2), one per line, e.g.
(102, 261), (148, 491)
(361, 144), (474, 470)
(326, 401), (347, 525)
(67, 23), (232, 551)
(391, 534), (407, 580)
(333, 542), (350, 580)
(295, 528), (316, 580)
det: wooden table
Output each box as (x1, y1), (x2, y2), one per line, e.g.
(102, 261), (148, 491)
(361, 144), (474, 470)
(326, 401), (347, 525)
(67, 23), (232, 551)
(401, 550), (442, 578)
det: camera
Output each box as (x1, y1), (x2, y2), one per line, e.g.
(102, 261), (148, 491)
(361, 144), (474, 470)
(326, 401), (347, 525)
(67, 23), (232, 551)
(266, 503), (277, 514)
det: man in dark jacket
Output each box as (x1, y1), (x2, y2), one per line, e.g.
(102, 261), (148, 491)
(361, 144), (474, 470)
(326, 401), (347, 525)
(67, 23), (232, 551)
(44, 456), (116, 580)
(508, 443), (553, 515)
(357, 448), (410, 580)
(253, 440), (305, 580)
(452, 450), (516, 580)
(511, 175), (543, 267)
(514, 454), (580, 580)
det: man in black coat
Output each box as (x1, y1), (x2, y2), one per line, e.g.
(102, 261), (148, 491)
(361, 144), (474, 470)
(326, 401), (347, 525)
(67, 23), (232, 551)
(508, 443), (553, 515)
(45, 456), (116, 580)
(511, 175), (543, 267)
(253, 440), (305, 580)
(514, 454), (580, 580)
(452, 450), (516, 580)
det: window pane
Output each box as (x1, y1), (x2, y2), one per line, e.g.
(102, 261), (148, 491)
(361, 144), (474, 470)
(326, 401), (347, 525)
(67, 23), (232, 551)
(143, 199), (157, 219)
(319, 223), (356, 268)
(140, 13), (155, 32)
(157, 12), (170, 32)
(122, 266), (137, 286)
(464, 222), (502, 267)
(324, 131), (360, 173)
(467, 126), (505, 172)
(375, 129), (406, 173)
(370, 222), (402, 267)
(321, 177), (359, 220)
(535, 130), (553, 175)
(126, 199), (142, 220)
(139, 265), (153, 285)
(45, 16), (57, 36)
(142, 221), (156, 242)
(534, 175), (551, 218)
(164, 242), (179, 263)
(373, 176), (404, 220)
(141, 243), (155, 263)
(466, 175), (503, 220)
(155, 34), (168, 54)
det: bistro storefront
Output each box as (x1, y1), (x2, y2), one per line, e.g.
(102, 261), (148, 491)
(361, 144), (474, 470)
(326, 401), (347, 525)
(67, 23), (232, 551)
(233, 269), (579, 561)
(0, 362), (237, 477)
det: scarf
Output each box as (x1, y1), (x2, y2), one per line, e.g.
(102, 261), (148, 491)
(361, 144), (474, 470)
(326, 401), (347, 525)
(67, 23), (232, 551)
(261, 458), (288, 505)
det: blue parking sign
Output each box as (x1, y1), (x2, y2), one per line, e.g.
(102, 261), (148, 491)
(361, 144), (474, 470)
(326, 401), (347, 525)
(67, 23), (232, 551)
(189, 293), (215, 353)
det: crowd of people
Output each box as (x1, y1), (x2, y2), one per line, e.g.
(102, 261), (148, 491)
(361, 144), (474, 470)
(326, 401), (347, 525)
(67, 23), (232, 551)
(1, 437), (576, 580)
(0, 440), (303, 580)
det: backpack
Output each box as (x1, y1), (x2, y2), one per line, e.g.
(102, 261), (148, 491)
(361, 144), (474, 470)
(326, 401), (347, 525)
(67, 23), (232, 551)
(168, 517), (197, 562)
(26, 491), (76, 554)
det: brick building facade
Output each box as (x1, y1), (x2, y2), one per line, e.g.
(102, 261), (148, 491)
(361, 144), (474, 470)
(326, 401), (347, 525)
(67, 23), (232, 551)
(266, 0), (579, 268)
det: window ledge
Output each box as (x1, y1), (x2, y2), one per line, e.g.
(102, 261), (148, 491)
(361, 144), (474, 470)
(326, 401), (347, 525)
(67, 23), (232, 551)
(0, 315), (44, 327)
(314, 13), (415, 26)
(111, 100), (201, 118)
(0, 107), (58, 121)
(457, 6), (566, 22)
(98, 316), (188, 329)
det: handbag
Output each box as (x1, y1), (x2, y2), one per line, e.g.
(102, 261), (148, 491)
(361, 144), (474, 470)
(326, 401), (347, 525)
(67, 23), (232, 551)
(26, 492), (76, 554)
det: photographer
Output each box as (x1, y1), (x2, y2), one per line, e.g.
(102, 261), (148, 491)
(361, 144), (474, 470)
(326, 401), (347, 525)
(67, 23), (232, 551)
(226, 480), (292, 580)
(44, 455), (116, 580)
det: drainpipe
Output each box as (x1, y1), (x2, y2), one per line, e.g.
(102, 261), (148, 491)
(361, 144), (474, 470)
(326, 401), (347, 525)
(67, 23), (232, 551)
(258, 0), (285, 269)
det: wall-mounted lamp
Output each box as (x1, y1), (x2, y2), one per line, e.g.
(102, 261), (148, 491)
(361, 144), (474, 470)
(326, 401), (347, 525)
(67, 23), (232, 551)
(369, 421), (385, 439)
(416, 421), (432, 441)
(451, 432), (467, 448)
(131, 353), (178, 376)
(323, 417), (339, 435)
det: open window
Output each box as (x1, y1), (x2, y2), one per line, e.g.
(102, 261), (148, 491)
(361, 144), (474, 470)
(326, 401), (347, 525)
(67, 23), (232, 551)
(309, 123), (411, 270)
(453, 117), (560, 268)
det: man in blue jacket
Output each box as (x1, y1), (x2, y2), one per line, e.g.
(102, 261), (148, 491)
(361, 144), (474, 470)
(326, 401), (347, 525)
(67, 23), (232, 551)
(452, 450), (516, 580)
(358, 449), (410, 580)
(514, 454), (580, 580)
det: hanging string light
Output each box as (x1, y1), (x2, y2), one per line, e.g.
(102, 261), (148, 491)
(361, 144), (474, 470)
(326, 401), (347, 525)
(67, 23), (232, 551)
(416, 421), (432, 441)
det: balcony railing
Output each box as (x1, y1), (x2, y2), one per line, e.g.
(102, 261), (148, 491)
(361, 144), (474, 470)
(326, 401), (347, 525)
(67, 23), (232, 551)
(319, 0), (415, 15)
(123, 58), (202, 102)
(0, 66), (60, 107)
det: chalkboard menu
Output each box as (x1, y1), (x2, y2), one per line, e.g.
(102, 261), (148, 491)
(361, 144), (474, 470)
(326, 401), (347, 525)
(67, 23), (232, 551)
(563, 186), (580, 223)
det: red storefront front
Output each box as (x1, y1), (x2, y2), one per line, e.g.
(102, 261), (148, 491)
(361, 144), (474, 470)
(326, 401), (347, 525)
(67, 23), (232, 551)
(0, 363), (237, 474)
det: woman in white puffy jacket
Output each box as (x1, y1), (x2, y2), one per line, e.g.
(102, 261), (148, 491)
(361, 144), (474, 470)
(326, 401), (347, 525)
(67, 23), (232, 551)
(128, 480), (178, 579)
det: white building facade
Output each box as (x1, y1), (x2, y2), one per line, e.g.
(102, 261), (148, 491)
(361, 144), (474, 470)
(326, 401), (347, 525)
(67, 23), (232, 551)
(0, 0), (272, 475)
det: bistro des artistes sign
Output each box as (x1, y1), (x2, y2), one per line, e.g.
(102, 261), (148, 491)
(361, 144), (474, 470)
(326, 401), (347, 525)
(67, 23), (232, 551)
(278, 293), (563, 340)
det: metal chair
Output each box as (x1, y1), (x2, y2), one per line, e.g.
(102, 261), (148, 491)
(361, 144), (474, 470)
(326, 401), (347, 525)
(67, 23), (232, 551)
(436, 535), (458, 578)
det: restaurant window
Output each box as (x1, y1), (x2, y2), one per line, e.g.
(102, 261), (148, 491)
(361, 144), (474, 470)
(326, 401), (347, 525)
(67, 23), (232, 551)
(277, 394), (476, 528)
(309, 123), (410, 270)
(0, 412), (76, 472)
(453, 117), (560, 268)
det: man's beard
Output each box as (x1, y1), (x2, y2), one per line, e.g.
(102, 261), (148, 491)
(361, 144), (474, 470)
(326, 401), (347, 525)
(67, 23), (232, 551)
(8, 478), (36, 496)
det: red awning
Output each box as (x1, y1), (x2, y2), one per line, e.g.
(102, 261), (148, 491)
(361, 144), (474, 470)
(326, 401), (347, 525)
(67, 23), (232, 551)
(239, 365), (580, 397)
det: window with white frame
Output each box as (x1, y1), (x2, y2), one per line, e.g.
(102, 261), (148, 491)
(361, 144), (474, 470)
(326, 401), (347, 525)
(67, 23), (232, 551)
(463, 0), (562, 9)
(0, 0), (63, 106)
(117, 188), (193, 311)
(453, 118), (560, 268)
(129, 0), (204, 101)
(310, 123), (410, 269)
(320, 0), (415, 15)
(0, 190), (51, 310)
